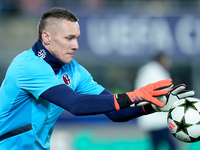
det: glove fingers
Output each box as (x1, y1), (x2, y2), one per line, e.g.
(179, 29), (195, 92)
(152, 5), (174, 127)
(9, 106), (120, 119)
(154, 79), (173, 90)
(171, 84), (186, 95)
(149, 79), (172, 96)
(152, 89), (169, 97)
(177, 90), (196, 99)
(154, 79), (172, 84)
(150, 97), (165, 107)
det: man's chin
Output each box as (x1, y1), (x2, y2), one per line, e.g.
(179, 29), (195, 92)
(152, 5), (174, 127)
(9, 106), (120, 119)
(62, 59), (72, 64)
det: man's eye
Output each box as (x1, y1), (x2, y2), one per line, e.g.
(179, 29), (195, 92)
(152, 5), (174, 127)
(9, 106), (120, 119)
(66, 37), (72, 40)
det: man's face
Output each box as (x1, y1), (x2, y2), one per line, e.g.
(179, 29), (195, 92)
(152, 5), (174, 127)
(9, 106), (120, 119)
(43, 19), (80, 64)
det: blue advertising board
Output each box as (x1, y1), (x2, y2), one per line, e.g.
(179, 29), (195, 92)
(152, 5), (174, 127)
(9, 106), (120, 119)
(77, 14), (200, 62)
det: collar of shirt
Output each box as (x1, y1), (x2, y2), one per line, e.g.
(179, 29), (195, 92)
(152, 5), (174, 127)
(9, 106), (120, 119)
(32, 39), (64, 74)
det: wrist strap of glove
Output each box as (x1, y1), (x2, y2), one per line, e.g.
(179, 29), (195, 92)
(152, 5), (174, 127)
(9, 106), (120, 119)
(114, 93), (155, 113)
(114, 94), (132, 110)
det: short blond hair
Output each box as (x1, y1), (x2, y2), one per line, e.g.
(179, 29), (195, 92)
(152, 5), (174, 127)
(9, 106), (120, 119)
(37, 7), (78, 42)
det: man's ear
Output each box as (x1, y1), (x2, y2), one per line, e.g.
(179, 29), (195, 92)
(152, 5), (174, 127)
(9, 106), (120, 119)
(42, 31), (51, 45)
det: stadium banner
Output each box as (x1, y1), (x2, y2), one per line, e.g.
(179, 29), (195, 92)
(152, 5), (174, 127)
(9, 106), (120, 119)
(77, 14), (200, 61)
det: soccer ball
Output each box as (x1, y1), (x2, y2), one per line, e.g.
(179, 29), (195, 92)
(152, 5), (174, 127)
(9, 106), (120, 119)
(167, 97), (200, 143)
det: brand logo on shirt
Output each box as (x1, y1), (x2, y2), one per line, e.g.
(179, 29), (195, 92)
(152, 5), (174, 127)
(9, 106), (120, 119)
(62, 74), (71, 86)
(38, 49), (46, 59)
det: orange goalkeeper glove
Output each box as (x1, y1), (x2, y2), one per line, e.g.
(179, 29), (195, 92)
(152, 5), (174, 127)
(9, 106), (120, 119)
(114, 79), (173, 110)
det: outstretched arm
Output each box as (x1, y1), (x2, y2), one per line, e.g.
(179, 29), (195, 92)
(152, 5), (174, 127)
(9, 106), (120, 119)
(41, 79), (172, 117)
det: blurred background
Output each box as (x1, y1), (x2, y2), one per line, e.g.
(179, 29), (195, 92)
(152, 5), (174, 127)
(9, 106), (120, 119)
(1, 0), (200, 149)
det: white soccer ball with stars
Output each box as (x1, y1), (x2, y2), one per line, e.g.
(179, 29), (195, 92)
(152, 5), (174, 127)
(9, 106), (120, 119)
(167, 97), (200, 143)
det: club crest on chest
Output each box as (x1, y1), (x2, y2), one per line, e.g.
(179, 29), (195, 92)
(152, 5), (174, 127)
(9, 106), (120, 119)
(62, 74), (71, 86)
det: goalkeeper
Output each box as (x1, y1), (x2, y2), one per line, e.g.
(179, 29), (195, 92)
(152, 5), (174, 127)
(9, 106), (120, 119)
(0, 7), (195, 149)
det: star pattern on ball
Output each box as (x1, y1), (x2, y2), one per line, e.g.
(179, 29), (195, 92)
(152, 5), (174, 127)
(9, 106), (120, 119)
(168, 107), (176, 119)
(174, 117), (193, 135)
(189, 121), (200, 142)
(179, 99), (197, 113)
